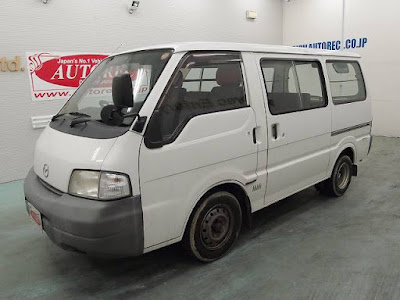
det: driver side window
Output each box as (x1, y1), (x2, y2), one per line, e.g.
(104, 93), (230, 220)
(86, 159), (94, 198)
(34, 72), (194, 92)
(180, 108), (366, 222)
(148, 51), (247, 146)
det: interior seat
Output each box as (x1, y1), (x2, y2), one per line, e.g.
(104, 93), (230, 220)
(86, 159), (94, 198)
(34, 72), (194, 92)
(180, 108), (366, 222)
(208, 64), (245, 111)
(267, 92), (301, 114)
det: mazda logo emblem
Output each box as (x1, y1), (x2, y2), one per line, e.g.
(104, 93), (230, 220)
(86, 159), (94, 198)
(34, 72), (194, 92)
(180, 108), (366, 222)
(43, 164), (49, 178)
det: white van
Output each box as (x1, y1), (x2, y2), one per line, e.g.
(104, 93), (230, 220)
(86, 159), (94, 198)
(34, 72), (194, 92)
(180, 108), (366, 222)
(24, 42), (372, 261)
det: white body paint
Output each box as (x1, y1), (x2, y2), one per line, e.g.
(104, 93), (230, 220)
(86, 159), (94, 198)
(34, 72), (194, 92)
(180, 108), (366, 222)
(33, 43), (372, 253)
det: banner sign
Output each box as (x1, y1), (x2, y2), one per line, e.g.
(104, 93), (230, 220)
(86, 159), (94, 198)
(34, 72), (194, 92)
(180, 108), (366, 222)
(26, 52), (108, 101)
(293, 37), (368, 51)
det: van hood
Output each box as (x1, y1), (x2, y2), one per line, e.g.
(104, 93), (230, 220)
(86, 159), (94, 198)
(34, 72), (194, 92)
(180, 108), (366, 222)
(33, 126), (117, 192)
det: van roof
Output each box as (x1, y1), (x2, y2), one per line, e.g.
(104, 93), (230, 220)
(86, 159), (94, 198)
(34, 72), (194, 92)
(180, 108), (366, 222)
(114, 42), (361, 58)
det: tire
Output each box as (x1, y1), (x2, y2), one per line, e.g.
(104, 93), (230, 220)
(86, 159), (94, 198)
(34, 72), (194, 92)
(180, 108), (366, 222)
(183, 191), (242, 262)
(322, 155), (353, 197)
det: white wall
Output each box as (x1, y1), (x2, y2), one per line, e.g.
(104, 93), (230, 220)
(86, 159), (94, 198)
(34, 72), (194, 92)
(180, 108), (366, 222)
(0, 0), (283, 183)
(283, 0), (400, 138)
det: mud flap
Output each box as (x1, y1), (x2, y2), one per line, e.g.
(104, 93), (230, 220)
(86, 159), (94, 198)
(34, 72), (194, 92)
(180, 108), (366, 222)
(352, 164), (358, 176)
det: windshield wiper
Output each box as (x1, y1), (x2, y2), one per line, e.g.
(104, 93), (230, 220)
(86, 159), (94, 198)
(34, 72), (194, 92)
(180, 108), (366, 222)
(51, 113), (65, 121)
(69, 112), (96, 127)
(70, 111), (137, 127)
(69, 112), (91, 118)
(52, 111), (91, 122)
(70, 117), (99, 127)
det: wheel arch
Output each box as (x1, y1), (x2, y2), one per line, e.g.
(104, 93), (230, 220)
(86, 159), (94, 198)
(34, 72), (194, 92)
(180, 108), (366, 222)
(182, 181), (252, 239)
(341, 147), (355, 162)
(329, 143), (356, 175)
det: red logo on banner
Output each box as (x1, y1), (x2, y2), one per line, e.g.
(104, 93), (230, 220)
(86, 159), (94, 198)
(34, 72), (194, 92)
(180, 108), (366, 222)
(33, 54), (108, 88)
(27, 52), (109, 101)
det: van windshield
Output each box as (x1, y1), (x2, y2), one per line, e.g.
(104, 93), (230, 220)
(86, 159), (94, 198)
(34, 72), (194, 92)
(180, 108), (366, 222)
(58, 49), (173, 125)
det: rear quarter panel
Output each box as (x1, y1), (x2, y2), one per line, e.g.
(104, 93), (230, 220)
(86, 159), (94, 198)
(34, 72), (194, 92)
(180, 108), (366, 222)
(324, 58), (372, 173)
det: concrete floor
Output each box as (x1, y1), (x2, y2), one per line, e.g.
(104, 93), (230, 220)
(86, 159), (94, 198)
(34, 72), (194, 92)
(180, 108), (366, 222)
(1, 136), (400, 300)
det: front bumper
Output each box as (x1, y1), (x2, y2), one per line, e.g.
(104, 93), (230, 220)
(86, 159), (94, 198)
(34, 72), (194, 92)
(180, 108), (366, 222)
(24, 168), (144, 256)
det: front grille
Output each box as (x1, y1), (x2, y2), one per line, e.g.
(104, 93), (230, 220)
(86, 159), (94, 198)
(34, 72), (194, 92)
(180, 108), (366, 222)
(38, 177), (63, 196)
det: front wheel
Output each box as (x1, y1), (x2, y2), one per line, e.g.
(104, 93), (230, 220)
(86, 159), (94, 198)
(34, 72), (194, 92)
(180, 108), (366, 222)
(321, 155), (353, 197)
(183, 191), (242, 262)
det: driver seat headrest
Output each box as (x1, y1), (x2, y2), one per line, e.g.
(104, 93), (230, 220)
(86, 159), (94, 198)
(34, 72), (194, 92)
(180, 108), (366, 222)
(216, 64), (242, 87)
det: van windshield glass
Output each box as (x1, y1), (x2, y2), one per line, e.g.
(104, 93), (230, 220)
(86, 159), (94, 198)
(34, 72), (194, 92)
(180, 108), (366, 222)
(59, 49), (173, 125)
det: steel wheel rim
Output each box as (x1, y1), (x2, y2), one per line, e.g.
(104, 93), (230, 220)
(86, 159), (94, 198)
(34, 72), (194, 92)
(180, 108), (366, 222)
(200, 204), (233, 250)
(337, 162), (350, 190)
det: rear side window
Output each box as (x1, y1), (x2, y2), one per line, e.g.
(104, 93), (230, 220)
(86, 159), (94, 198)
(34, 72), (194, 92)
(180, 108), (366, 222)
(326, 61), (366, 104)
(150, 51), (247, 145)
(260, 60), (327, 115)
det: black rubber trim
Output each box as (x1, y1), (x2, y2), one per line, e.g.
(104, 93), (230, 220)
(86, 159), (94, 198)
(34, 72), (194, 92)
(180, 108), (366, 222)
(50, 118), (129, 139)
(331, 121), (372, 136)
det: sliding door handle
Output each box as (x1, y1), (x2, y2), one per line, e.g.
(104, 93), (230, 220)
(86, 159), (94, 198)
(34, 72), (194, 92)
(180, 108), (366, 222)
(272, 123), (278, 139)
(252, 127), (257, 144)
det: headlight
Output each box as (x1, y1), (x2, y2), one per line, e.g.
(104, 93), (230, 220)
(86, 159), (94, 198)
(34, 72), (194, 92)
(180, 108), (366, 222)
(69, 170), (131, 200)
(69, 170), (100, 199)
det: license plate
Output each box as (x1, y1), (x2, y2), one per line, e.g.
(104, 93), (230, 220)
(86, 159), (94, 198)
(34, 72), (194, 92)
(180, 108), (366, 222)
(27, 202), (43, 230)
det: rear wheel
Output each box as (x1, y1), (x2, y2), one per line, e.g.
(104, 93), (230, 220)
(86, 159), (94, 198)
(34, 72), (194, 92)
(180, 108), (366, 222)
(183, 191), (242, 262)
(320, 155), (353, 197)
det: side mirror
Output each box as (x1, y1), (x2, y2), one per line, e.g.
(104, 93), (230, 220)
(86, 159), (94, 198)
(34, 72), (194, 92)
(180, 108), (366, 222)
(112, 73), (134, 108)
(101, 73), (134, 126)
(144, 110), (164, 149)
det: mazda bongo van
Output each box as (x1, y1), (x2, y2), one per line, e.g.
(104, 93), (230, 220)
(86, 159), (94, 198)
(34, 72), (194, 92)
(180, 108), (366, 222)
(24, 42), (372, 261)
